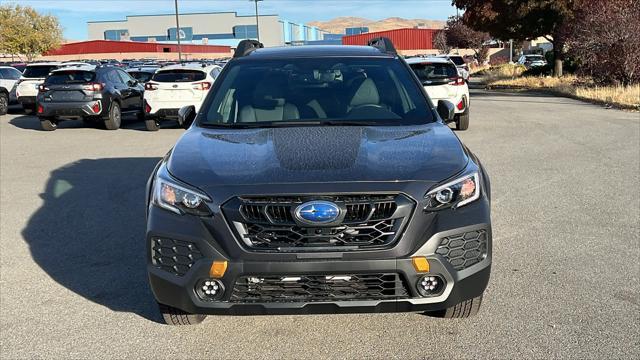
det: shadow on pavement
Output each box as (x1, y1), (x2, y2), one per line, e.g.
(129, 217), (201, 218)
(7, 113), (180, 131)
(22, 157), (163, 322)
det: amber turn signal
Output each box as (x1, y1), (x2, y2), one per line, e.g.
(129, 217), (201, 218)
(209, 260), (228, 278)
(412, 257), (430, 273)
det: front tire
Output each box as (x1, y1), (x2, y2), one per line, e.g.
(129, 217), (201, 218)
(0, 92), (8, 115)
(104, 102), (121, 130)
(40, 117), (58, 131)
(455, 107), (470, 131)
(158, 303), (206, 326)
(425, 295), (483, 318)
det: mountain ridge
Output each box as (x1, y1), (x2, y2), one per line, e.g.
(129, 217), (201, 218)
(308, 16), (446, 35)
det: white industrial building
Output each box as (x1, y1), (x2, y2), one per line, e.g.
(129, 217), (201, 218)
(87, 11), (329, 48)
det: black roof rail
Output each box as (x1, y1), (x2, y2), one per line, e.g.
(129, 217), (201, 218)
(367, 37), (397, 55)
(234, 39), (264, 58)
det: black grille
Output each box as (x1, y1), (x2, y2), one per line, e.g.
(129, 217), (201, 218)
(230, 273), (408, 302)
(151, 237), (203, 276)
(244, 219), (398, 249)
(436, 230), (488, 270)
(226, 194), (414, 251)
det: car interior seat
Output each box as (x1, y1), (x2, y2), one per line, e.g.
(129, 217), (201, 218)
(240, 75), (300, 122)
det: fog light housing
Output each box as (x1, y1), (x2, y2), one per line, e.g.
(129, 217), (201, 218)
(195, 279), (224, 301)
(416, 275), (445, 297)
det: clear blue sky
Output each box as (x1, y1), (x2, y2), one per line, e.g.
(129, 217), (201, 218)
(10, 0), (458, 40)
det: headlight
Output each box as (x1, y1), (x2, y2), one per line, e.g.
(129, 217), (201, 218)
(425, 172), (480, 210)
(152, 166), (212, 216)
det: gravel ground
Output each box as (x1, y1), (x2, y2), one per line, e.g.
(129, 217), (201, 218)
(1, 88), (639, 359)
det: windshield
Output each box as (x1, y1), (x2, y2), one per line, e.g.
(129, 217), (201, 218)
(45, 71), (96, 84)
(128, 71), (153, 83)
(23, 65), (58, 78)
(201, 58), (432, 127)
(0, 67), (22, 80)
(409, 62), (458, 82)
(152, 69), (206, 82)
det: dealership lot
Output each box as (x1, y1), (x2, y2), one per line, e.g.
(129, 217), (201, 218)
(1, 88), (638, 358)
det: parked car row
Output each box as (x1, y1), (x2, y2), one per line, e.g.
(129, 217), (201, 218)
(0, 59), (225, 130)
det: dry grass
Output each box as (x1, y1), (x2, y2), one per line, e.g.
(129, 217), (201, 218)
(469, 65), (490, 75)
(574, 85), (640, 109)
(483, 64), (527, 82)
(487, 73), (640, 110)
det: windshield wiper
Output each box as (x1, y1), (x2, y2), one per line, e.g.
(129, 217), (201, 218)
(201, 120), (389, 129)
(201, 121), (322, 129)
(319, 120), (383, 126)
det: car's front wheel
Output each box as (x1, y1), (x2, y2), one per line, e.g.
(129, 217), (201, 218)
(40, 117), (58, 131)
(455, 107), (470, 131)
(424, 295), (483, 318)
(104, 102), (121, 130)
(158, 303), (206, 326)
(0, 92), (8, 115)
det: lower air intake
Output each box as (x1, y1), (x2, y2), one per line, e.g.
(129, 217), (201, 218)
(230, 273), (409, 303)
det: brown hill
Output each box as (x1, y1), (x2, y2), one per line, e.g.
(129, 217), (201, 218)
(308, 16), (446, 34)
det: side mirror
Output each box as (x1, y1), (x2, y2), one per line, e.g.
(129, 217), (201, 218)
(437, 100), (456, 123)
(177, 105), (196, 129)
(128, 79), (138, 87)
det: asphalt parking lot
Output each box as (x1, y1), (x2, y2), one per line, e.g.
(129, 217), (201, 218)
(1, 87), (638, 359)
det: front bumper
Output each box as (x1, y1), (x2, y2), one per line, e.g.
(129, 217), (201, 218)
(149, 252), (490, 315)
(147, 186), (492, 315)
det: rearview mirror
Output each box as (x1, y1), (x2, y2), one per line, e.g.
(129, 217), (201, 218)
(437, 100), (456, 123)
(177, 105), (196, 129)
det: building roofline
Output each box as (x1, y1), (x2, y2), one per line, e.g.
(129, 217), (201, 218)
(87, 11), (279, 23)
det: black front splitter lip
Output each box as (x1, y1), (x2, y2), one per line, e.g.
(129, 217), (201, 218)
(148, 265), (490, 316)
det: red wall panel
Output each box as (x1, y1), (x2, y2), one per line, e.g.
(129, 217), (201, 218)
(342, 29), (438, 50)
(46, 40), (230, 55)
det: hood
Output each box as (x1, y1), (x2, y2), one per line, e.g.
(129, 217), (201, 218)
(167, 123), (468, 187)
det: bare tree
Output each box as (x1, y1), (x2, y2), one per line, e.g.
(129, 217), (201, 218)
(445, 16), (490, 60)
(569, 0), (640, 85)
(434, 30), (451, 55)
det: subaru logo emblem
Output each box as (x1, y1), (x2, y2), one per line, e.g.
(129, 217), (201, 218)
(295, 201), (340, 224)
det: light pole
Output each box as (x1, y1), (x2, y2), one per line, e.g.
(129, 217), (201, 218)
(250, 0), (263, 42)
(174, 0), (183, 63)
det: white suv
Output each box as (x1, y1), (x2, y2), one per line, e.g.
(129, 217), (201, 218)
(143, 63), (222, 131)
(406, 57), (470, 130)
(436, 55), (470, 82)
(16, 62), (60, 113)
(0, 66), (23, 115)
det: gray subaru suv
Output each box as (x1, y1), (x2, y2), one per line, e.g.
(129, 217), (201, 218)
(146, 39), (492, 325)
(36, 65), (144, 131)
